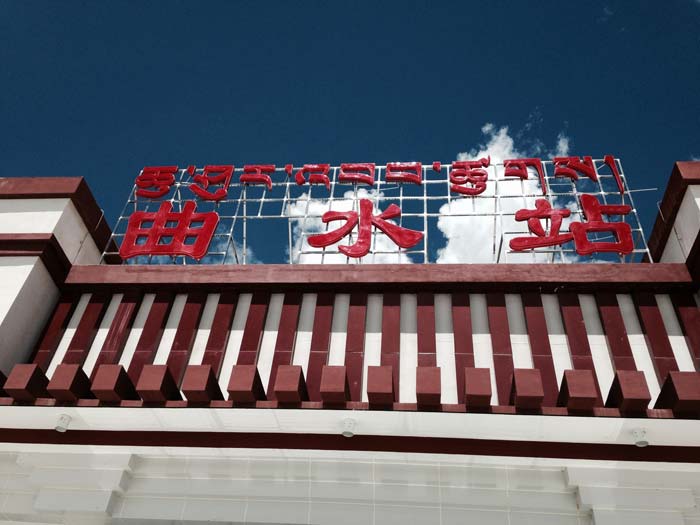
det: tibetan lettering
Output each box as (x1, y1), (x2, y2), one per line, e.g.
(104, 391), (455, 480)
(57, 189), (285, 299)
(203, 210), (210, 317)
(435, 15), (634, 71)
(450, 157), (490, 196)
(240, 164), (275, 190)
(187, 165), (234, 201)
(307, 198), (423, 258)
(386, 162), (422, 185)
(504, 158), (547, 195)
(553, 156), (597, 182)
(135, 166), (178, 199)
(295, 164), (331, 190)
(119, 201), (218, 260)
(339, 163), (375, 186)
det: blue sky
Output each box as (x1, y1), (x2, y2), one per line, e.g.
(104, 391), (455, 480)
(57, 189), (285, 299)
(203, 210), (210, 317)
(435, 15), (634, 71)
(1, 1), (699, 264)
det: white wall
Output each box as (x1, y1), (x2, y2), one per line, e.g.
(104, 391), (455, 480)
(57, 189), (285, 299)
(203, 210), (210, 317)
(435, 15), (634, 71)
(0, 257), (58, 373)
(0, 198), (101, 264)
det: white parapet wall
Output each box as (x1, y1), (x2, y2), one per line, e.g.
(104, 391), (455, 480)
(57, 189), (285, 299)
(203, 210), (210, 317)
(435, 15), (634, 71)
(0, 179), (107, 372)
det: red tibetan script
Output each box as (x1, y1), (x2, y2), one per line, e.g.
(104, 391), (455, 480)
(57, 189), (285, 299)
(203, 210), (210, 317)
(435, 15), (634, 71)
(504, 158), (547, 195)
(386, 162), (422, 185)
(450, 157), (490, 196)
(119, 201), (219, 260)
(240, 164), (275, 190)
(339, 163), (375, 186)
(553, 156), (597, 182)
(294, 164), (331, 190)
(509, 194), (633, 255)
(135, 166), (178, 199)
(187, 165), (234, 201)
(307, 198), (423, 258)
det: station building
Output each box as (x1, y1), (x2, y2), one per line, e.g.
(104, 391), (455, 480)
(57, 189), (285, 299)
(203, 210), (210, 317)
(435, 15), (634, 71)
(0, 161), (698, 524)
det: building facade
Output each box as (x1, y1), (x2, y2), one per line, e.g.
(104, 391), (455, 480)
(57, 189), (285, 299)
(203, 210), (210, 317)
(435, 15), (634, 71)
(0, 162), (698, 524)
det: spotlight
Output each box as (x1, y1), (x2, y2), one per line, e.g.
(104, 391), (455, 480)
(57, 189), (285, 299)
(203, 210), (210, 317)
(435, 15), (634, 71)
(55, 414), (71, 433)
(341, 418), (356, 438)
(631, 428), (648, 447)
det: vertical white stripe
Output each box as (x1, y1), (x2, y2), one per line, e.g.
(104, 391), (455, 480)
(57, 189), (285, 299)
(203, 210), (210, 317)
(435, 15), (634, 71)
(118, 293), (156, 370)
(505, 294), (533, 369)
(256, 293), (284, 393)
(656, 294), (696, 372)
(187, 294), (220, 366)
(82, 293), (123, 377)
(617, 293), (660, 406)
(218, 293), (251, 397)
(541, 294), (572, 387)
(398, 294), (417, 403)
(327, 294), (349, 366)
(46, 293), (92, 378)
(292, 293), (317, 377)
(470, 293), (497, 405)
(361, 294), (383, 403)
(579, 294), (615, 397)
(434, 293), (457, 404)
(152, 294), (187, 365)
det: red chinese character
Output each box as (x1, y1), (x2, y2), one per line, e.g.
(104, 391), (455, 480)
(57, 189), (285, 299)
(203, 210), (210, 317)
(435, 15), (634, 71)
(135, 166), (178, 199)
(339, 163), (375, 186)
(119, 201), (219, 260)
(504, 158), (547, 195)
(603, 155), (625, 194)
(509, 199), (573, 251)
(295, 164), (331, 190)
(553, 156), (597, 182)
(570, 194), (633, 255)
(386, 162), (422, 185)
(307, 198), (423, 258)
(450, 156), (490, 196)
(187, 165), (234, 201)
(240, 164), (275, 190)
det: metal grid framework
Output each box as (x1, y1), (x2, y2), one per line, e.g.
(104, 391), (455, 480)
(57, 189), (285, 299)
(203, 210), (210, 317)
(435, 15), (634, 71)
(103, 158), (652, 265)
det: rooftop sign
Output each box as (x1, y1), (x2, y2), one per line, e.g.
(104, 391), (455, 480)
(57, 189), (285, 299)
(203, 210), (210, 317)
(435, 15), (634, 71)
(105, 156), (650, 265)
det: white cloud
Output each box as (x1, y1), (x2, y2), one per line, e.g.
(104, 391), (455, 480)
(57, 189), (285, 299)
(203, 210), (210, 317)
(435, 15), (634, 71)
(287, 188), (414, 264)
(436, 123), (573, 264)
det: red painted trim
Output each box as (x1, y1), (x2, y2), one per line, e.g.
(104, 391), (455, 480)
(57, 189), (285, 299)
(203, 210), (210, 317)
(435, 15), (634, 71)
(126, 292), (173, 382)
(62, 292), (110, 366)
(31, 293), (79, 372)
(451, 293), (473, 402)
(417, 292), (436, 367)
(558, 293), (603, 401)
(90, 291), (141, 377)
(236, 292), (270, 364)
(0, 233), (71, 285)
(648, 161), (700, 262)
(596, 293), (636, 371)
(522, 293), (557, 406)
(266, 293), (302, 400)
(671, 292), (700, 371)
(64, 263), (693, 292)
(634, 293), (678, 382)
(0, 177), (115, 255)
(0, 428), (697, 462)
(486, 293), (513, 405)
(201, 292), (238, 377)
(167, 292), (207, 384)
(380, 293), (400, 395)
(345, 293), (367, 401)
(306, 293), (334, 401)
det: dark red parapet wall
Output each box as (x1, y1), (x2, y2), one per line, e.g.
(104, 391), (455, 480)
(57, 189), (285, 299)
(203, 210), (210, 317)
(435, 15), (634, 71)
(65, 262), (694, 293)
